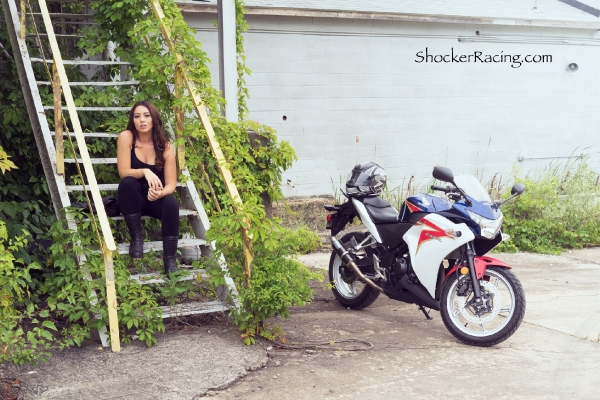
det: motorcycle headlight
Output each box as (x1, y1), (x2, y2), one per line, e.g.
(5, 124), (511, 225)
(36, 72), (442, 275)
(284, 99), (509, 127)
(466, 211), (503, 239)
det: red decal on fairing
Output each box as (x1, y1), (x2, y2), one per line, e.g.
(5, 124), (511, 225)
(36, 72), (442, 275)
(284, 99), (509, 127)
(476, 256), (512, 269)
(445, 256), (512, 279)
(405, 201), (422, 213)
(415, 218), (453, 253)
(474, 256), (512, 278)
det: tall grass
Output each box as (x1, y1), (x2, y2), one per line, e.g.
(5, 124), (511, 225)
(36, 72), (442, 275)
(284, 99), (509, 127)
(331, 174), (432, 209)
(498, 156), (600, 254)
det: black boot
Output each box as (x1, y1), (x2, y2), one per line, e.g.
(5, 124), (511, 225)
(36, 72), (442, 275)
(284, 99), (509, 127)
(162, 236), (179, 276)
(123, 213), (144, 258)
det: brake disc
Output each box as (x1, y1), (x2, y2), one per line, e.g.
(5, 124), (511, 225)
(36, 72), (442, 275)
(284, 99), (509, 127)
(457, 280), (502, 324)
(340, 265), (357, 284)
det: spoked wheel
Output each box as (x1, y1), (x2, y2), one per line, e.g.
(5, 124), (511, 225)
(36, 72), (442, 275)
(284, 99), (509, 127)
(440, 266), (526, 346)
(329, 232), (379, 309)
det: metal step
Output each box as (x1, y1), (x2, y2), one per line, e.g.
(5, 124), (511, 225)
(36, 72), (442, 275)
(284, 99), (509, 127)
(66, 182), (185, 192)
(115, 208), (198, 221)
(27, 33), (84, 38)
(160, 300), (231, 319)
(117, 238), (207, 255)
(30, 58), (132, 66)
(43, 106), (130, 111)
(130, 269), (208, 285)
(64, 158), (117, 164)
(83, 208), (198, 222)
(37, 80), (139, 86)
(51, 131), (120, 138)
(26, 12), (94, 19)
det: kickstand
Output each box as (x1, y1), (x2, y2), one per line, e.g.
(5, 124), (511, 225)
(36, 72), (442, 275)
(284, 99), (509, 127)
(418, 305), (433, 320)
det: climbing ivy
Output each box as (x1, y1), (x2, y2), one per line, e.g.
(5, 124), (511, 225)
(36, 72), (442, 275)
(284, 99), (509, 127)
(0, 12), (58, 269)
(76, 0), (320, 344)
(235, 0), (251, 119)
(0, 0), (320, 363)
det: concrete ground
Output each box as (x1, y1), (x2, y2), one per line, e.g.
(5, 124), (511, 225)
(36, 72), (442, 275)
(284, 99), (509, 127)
(7, 248), (600, 399)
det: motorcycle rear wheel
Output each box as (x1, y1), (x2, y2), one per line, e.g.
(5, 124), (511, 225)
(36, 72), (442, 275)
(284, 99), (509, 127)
(440, 266), (526, 347)
(329, 232), (380, 310)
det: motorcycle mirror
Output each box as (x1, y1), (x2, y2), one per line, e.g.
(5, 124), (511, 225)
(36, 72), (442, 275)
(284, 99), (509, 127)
(432, 166), (454, 183)
(511, 183), (526, 196)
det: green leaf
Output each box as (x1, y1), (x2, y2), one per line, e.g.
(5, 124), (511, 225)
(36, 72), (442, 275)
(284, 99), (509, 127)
(39, 329), (54, 341)
(42, 321), (58, 331)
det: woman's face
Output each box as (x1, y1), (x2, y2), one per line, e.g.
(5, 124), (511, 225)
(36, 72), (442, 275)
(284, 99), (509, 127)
(133, 105), (153, 135)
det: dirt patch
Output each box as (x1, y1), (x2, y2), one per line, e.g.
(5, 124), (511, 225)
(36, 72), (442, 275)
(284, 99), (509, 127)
(272, 196), (364, 248)
(272, 196), (336, 233)
(0, 371), (22, 400)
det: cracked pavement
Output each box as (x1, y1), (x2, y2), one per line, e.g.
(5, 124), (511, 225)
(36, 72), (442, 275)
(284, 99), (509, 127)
(8, 248), (600, 399)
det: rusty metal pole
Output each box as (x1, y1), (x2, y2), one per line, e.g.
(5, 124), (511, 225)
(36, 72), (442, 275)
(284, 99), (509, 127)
(174, 68), (185, 173)
(52, 62), (64, 175)
(19, 0), (25, 39)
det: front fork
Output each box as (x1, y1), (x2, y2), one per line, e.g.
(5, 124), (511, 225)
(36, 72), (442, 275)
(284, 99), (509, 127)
(465, 242), (483, 305)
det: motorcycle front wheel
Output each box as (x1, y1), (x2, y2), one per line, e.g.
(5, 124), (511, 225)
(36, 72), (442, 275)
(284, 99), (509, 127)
(440, 266), (526, 347)
(329, 232), (380, 310)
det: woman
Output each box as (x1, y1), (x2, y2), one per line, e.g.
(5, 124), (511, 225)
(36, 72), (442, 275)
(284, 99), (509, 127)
(117, 100), (179, 275)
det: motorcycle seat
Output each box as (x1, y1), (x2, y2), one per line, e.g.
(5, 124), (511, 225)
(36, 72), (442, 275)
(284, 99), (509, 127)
(362, 196), (399, 223)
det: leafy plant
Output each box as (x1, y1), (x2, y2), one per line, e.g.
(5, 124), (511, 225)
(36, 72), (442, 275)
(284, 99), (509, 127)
(0, 146), (16, 174)
(156, 271), (193, 306)
(0, 0), (322, 364)
(0, 152), (55, 365)
(497, 157), (600, 254)
(208, 205), (321, 345)
(76, 0), (319, 344)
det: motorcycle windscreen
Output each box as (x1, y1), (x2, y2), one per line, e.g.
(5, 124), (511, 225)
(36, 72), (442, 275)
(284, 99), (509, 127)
(402, 213), (475, 297)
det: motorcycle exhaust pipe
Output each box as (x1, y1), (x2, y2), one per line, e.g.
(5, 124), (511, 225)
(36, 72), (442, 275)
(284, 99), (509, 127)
(331, 236), (384, 294)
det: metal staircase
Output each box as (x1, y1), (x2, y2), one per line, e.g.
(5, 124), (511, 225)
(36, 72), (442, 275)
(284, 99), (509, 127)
(2, 0), (239, 351)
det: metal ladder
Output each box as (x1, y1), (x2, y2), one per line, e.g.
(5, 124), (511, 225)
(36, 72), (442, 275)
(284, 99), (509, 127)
(2, 0), (239, 350)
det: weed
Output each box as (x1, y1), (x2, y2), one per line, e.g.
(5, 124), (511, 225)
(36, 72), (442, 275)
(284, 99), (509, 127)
(156, 270), (193, 306)
(497, 156), (600, 254)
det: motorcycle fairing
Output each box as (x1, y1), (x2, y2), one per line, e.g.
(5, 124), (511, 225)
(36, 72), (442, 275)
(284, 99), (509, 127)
(445, 255), (512, 279)
(403, 213), (474, 297)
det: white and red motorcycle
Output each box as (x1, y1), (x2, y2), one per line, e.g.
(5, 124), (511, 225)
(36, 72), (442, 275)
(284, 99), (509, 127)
(325, 162), (526, 346)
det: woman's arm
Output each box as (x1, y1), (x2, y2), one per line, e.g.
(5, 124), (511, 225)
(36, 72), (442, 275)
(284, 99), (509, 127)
(117, 130), (162, 190)
(147, 143), (176, 201)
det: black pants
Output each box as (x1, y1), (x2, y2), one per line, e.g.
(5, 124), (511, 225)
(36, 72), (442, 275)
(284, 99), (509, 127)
(117, 176), (179, 237)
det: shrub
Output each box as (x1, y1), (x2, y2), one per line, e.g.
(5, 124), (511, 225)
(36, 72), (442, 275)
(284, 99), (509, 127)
(497, 158), (600, 254)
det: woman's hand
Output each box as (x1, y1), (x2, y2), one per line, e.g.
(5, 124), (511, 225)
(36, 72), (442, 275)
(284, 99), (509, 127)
(147, 187), (163, 202)
(143, 168), (163, 191)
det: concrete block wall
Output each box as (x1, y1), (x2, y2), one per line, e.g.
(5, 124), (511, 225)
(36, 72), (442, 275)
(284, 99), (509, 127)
(183, 12), (600, 198)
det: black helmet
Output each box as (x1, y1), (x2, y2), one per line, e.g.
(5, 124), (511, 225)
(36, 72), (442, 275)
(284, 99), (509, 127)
(346, 161), (387, 197)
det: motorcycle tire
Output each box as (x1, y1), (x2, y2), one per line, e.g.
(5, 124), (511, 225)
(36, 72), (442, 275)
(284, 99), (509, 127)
(440, 266), (526, 347)
(329, 232), (380, 310)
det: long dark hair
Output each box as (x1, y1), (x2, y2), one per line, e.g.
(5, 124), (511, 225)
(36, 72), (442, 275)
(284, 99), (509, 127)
(126, 100), (169, 170)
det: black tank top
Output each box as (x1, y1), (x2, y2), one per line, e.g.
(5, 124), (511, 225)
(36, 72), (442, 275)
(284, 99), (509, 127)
(131, 146), (165, 196)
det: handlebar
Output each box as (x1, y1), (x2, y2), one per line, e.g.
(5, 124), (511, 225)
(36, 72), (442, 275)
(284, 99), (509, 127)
(431, 185), (452, 193)
(431, 185), (472, 206)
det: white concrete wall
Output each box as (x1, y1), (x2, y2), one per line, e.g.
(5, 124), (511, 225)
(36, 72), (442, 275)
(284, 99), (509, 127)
(184, 12), (600, 197)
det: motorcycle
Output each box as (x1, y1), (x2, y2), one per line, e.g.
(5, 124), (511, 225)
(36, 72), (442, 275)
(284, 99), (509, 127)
(325, 162), (526, 346)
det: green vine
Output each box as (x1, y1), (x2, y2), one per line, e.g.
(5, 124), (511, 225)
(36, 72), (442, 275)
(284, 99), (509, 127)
(78, 0), (321, 344)
(0, 0), (320, 364)
(235, 0), (250, 119)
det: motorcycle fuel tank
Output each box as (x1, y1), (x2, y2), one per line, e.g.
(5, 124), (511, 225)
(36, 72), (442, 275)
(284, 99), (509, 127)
(399, 194), (452, 223)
